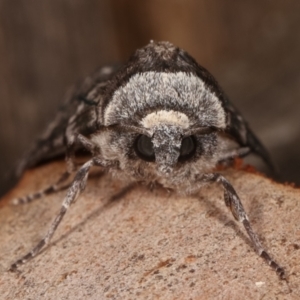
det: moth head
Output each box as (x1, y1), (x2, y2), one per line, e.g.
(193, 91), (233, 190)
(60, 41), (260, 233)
(134, 124), (197, 176)
(128, 110), (215, 177)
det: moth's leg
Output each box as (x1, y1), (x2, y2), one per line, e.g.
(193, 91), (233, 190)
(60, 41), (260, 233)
(12, 134), (95, 205)
(198, 173), (285, 280)
(59, 133), (96, 180)
(64, 133), (98, 177)
(11, 171), (71, 205)
(218, 146), (250, 164)
(77, 134), (96, 153)
(12, 138), (78, 205)
(10, 156), (116, 271)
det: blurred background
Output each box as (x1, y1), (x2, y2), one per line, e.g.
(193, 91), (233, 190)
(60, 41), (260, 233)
(0, 0), (300, 196)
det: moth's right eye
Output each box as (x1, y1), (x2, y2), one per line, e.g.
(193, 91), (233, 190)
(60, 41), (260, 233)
(134, 135), (155, 161)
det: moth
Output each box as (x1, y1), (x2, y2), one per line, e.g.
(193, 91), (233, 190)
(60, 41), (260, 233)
(10, 41), (285, 279)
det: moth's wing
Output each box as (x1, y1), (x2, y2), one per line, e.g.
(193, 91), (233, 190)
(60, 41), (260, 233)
(13, 64), (121, 180)
(177, 49), (274, 171)
(224, 100), (275, 172)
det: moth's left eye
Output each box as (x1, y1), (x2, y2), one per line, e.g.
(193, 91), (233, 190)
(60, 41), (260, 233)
(134, 135), (155, 161)
(179, 136), (196, 161)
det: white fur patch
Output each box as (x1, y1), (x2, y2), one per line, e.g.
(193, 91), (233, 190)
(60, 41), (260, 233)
(141, 110), (190, 129)
(104, 72), (226, 128)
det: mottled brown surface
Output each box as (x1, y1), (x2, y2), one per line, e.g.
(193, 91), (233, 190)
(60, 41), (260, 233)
(0, 161), (299, 299)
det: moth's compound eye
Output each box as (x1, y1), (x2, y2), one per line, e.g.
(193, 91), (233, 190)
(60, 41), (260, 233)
(134, 135), (155, 161)
(179, 136), (196, 161)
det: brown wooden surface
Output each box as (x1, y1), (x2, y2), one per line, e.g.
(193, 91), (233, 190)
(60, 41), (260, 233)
(1, 1), (300, 195)
(0, 161), (299, 299)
